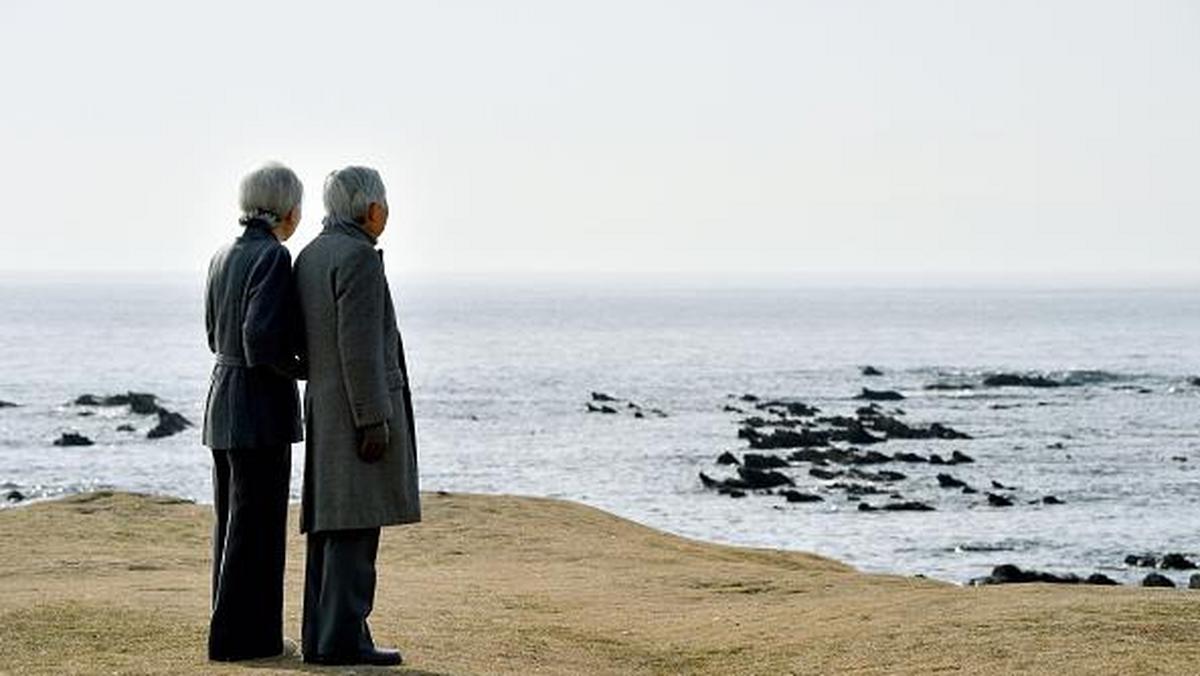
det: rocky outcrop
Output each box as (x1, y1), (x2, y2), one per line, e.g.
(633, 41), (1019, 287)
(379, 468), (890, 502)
(147, 410), (192, 439)
(780, 489), (823, 503)
(1160, 553), (1197, 570)
(742, 453), (789, 469)
(1141, 573), (1176, 588)
(972, 564), (1118, 586)
(986, 493), (1014, 507)
(0, 400), (17, 408)
(860, 366), (884, 376)
(982, 374), (1062, 388)
(854, 388), (905, 401)
(716, 451), (740, 466)
(53, 432), (94, 447)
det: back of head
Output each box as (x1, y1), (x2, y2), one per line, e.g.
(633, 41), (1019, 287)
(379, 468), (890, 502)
(239, 162), (303, 225)
(324, 166), (387, 224)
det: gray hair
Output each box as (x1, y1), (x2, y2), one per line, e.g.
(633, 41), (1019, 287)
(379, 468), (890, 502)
(324, 166), (387, 223)
(239, 162), (303, 225)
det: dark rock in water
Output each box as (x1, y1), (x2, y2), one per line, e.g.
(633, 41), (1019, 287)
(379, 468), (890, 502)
(834, 423), (886, 446)
(829, 482), (888, 496)
(73, 394), (103, 406)
(0, 400), (17, 408)
(699, 472), (720, 489)
(586, 403), (618, 414)
(1160, 553), (1198, 570)
(892, 452), (927, 463)
(924, 382), (975, 391)
(1142, 573), (1176, 588)
(54, 432), (94, 447)
(937, 473), (968, 489)
(1041, 495), (1064, 505)
(5, 490), (24, 502)
(757, 400), (819, 417)
(1190, 574), (1200, 590)
(647, 408), (669, 418)
(147, 409), (193, 439)
(866, 415), (972, 441)
(861, 501), (933, 512)
(991, 480), (1015, 490)
(1125, 554), (1157, 568)
(736, 466), (795, 489)
(809, 468), (843, 480)
(743, 453), (789, 470)
(739, 393), (760, 402)
(860, 365), (884, 376)
(721, 488), (747, 498)
(75, 391), (162, 415)
(1188, 377), (1200, 387)
(928, 454), (947, 465)
(722, 405), (744, 413)
(855, 404), (881, 417)
(962, 486), (978, 494)
(788, 448), (831, 464)
(854, 388), (905, 401)
(1085, 573), (1120, 586)
(982, 373), (1062, 388)
(1046, 442), (1065, 450)
(950, 450), (975, 464)
(986, 493), (1014, 507)
(716, 451), (740, 466)
(116, 424), (136, 432)
(77, 411), (95, 417)
(744, 427), (831, 450)
(633, 411), (645, 418)
(974, 564), (1081, 585)
(591, 391), (619, 402)
(849, 468), (906, 483)
(883, 501), (934, 512)
(781, 489), (823, 503)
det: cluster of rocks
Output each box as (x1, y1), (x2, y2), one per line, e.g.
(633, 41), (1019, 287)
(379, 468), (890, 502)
(971, 557), (1200, 590)
(1124, 552), (1196, 570)
(585, 392), (668, 419)
(60, 391), (194, 444)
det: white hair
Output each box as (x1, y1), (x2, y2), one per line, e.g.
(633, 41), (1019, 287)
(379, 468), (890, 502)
(324, 166), (387, 223)
(238, 162), (303, 224)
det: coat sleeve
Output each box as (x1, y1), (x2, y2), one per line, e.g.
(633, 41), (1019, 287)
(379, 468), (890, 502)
(335, 245), (393, 428)
(242, 244), (297, 369)
(204, 255), (217, 354)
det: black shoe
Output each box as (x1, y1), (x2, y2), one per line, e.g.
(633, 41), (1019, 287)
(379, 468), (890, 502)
(303, 647), (404, 666)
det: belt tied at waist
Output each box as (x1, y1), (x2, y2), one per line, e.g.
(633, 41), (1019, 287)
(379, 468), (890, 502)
(215, 354), (247, 367)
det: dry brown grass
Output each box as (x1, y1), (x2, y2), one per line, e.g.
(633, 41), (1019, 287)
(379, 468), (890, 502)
(0, 491), (1196, 675)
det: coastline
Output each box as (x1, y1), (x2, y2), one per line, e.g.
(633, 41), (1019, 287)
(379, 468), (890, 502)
(1, 492), (1197, 674)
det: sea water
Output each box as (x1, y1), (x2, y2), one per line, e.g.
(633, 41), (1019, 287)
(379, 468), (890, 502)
(1, 275), (1198, 585)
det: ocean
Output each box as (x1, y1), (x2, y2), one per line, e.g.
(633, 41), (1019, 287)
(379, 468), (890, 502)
(1, 275), (1198, 586)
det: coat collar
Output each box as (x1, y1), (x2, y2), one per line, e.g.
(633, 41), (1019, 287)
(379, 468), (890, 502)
(238, 221), (276, 242)
(322, 217), (378, 246)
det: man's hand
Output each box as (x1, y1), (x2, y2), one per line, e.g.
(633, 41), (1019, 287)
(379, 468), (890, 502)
(357, 421), (389, 463)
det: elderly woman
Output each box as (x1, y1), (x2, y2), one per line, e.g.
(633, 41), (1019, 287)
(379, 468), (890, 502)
(202, 162), (305, 661)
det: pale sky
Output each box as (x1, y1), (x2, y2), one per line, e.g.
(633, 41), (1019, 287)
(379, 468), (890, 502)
(0, 1), (1197, 282)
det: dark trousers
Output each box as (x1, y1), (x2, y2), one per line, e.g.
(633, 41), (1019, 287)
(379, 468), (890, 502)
(209, 446), (291, 661)
(302, 528), (381, 659)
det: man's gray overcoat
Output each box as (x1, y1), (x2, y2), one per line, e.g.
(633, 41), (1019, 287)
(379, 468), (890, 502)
(294, 220), (420, 533)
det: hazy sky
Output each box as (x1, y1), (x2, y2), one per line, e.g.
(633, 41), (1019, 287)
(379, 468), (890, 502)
(0, 1), (1196, 282)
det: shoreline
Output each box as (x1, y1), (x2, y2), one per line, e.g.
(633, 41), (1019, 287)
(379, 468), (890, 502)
(1, 491), (1198, 674)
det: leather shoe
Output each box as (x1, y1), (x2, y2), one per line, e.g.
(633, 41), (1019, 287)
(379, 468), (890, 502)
(304, 647), (404, 666)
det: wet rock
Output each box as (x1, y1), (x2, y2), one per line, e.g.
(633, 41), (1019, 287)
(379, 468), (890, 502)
(77, 411), (95, 417)
(860, 366), (884, 377)
(1041, 495), (1064, 505)
(936, 473), (968, 489)
(829, 482), (888, 496)
(973, 564), (1080, 585)
(739, 394), (760, 402)
(647, 408), (669, 418)
(982, 373), (1062, 388)
(633, 411), (644, 418)
(736, 466), (795, 489)
(743, 453), (789, 470)
(892, 452), (927, 463)
(834, 423), (886, 445)
(991, 480), (1015, 490)
(962, 486), (978, 494)
(743, 428), (831, 450)
(855, 404), (882, 417)
(756, 400), (819, 417)
(721, 488), (747, 498)
(1046, 442), (1065, 450)
(5, 490), (24, 502)
(75, 391), (162, 415)
(116, 424), (136, 432)
(53, 432), (94, 447)
(928, 454), (947, 465)
(781, 489), (823, 503)
(147, 410), (193, 439)
(1189, 377), (1200, 387)
(809, 468), (843, 480)
(867, 415), (972, 440)
(1190, 574), (1200, 590)
(1160, 553), (1197, 570)
(854, 388), (905, 401)
(1085, 573), (1120, 586)
(1125, 554), (1157, 568)
(1142, 573), (1176, 588)
(586, 403), (618, 414)
(722, 405), (744, 413)
(0, 400), (17, 408)
(716, 451), (740, 466)
(950, 450), (975, 464)
(849, 468), (906, 483)
(699, 472), (721, 489)
(860, 501), (934, 512)
(925, 382), (975, 391)
(788, 448), (832, 463)
(591, 392), (619, 402)
(986, 493), (1014, 507)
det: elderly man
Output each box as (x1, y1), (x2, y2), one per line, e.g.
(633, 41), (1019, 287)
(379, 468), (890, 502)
(294, 166), (420, 666)
(203, 162), (304, 661)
